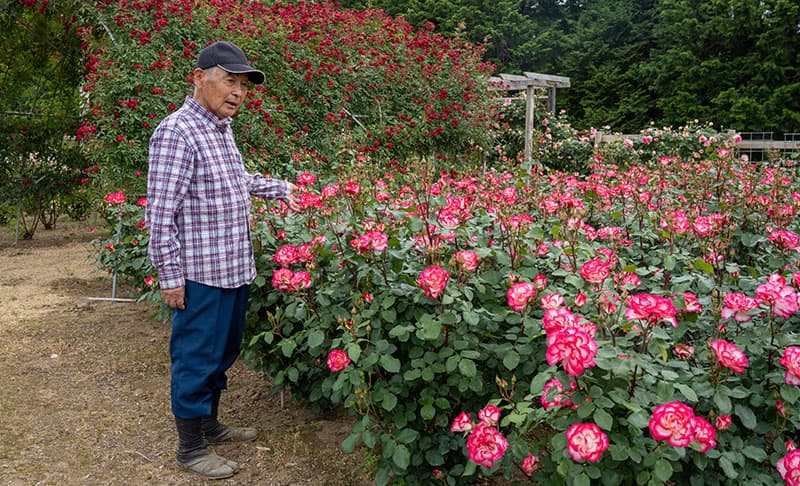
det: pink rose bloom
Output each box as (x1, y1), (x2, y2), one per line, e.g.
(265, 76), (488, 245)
(537, 242), (550, 256)
(104, 190), (126, 204)
(321, 184), (338, 199)
(579, 259), (611, 284)
(546, 327), (598, 377)
(271, 268), (294, 291)
(344, 180), (361, 195)
(691, 417), (717, 453)
(565, 423), (609, 463)
(450, 411), (473, 433)
(778, 400), (787, 417)
(649, 401), (696, 447)
(452, 250), (479, 272)
(777, 449), (800, 485)
(533, 273), (548, 290)
(136, 197), (147, 207)
(779, 346), (800, 385)
(295, 243), (314, 263)
(720, 292), (759, 322)
(466, 423), (509, 468)
(326, 349), (351, 372)
(289, 271), (312, 291)
(625, 293), (677, 327)
(540, 293), (565, 310)
(769, 229), (800, 251)
(681, 292), (703, 313)
(507, 282), (536, 312)
(521, 453), (539, 476)
(574, 292), (587, 307)
(673, 343), (694, 359)
(364, 231), (389, 253)
(758, 282), (800, 318)
(418, 265), (450, 299)
(715, 415), (732, 430)
(710, 340), (748, 373)
(272, 245), (299, 266)
(478, 404), (501, 426)
(143, 276), (155, 286)
(296, 171), (316, 185)
(541, 378), (577, 410)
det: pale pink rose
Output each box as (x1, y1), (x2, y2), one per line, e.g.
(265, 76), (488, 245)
(565, 423), (609, 462)
(779, 347), (800, 385)
(692, 417), (717, 453)
(579, 259), (611, 284)
(540, 293), (565, 310)
(625, 293), (677, 327)
(466, 423), (509, 468)
(546, 327), (598, 377)
(710, 340), (748, 373)
(541, 378), (577, 410)
(777, 449), (800, 484)
(450, 411), (473, 432)
(418, 265), (450, 299)
(326, 349), (351, 372)
(452, 250), (479, 272)
(649, 401), (696, 447)
(521, 453), (539, 476)
(478, 404), (501, 426)
(721, 292), (760, 322)
(715, 415), (731, 430)
(507, 282), (536, 312)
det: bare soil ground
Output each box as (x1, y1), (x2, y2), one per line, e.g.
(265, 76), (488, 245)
(0, 219), (372, 485)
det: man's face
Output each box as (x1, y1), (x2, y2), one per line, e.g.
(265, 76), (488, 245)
(192, 67), (249, 120)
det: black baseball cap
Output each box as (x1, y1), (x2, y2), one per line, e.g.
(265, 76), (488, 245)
(195, 41), (265, 84)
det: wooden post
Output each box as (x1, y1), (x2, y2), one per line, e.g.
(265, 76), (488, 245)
(525, 86), (535, 163)
(548, 87), (556, 114)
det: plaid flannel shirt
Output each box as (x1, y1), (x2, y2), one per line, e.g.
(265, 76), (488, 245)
(146, 97), (289, 290)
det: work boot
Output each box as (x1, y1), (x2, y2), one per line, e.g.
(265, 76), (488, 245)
(202, 390), (258, 444)
(175, 416), (239, 479)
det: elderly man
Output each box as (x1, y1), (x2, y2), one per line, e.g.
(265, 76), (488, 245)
(146, 40), (300, 479)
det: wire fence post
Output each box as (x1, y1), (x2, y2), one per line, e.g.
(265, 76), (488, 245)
(14, 200), (21, 245)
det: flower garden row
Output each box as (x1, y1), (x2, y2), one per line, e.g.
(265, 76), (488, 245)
(98, 134), (800, 484)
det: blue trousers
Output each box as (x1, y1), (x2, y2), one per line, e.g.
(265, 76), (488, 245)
(170, 279), (250, 419)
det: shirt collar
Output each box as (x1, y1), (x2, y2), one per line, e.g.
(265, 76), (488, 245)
(184, 96), (233, 133)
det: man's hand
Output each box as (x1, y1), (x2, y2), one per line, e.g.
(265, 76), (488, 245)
(287, 183), (302, 212)
(162, 286), (185, 310)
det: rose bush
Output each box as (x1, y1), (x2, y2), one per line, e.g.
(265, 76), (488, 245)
(238, 136), (800, 485)
(76, 0), (497, 197)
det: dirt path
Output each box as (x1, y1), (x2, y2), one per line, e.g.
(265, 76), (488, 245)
(0, 220), (370, 485)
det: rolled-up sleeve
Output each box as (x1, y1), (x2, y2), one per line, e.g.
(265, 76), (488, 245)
(146, 126), (193, 290)
(246, 173), (290, 200)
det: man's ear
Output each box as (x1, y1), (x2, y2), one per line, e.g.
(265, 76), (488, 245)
(191, 68), (204, 86)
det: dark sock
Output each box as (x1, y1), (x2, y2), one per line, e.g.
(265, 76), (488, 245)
(175, 416), (208, 462)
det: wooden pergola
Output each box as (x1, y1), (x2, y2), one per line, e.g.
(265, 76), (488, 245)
(488, 72), (571, 162)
